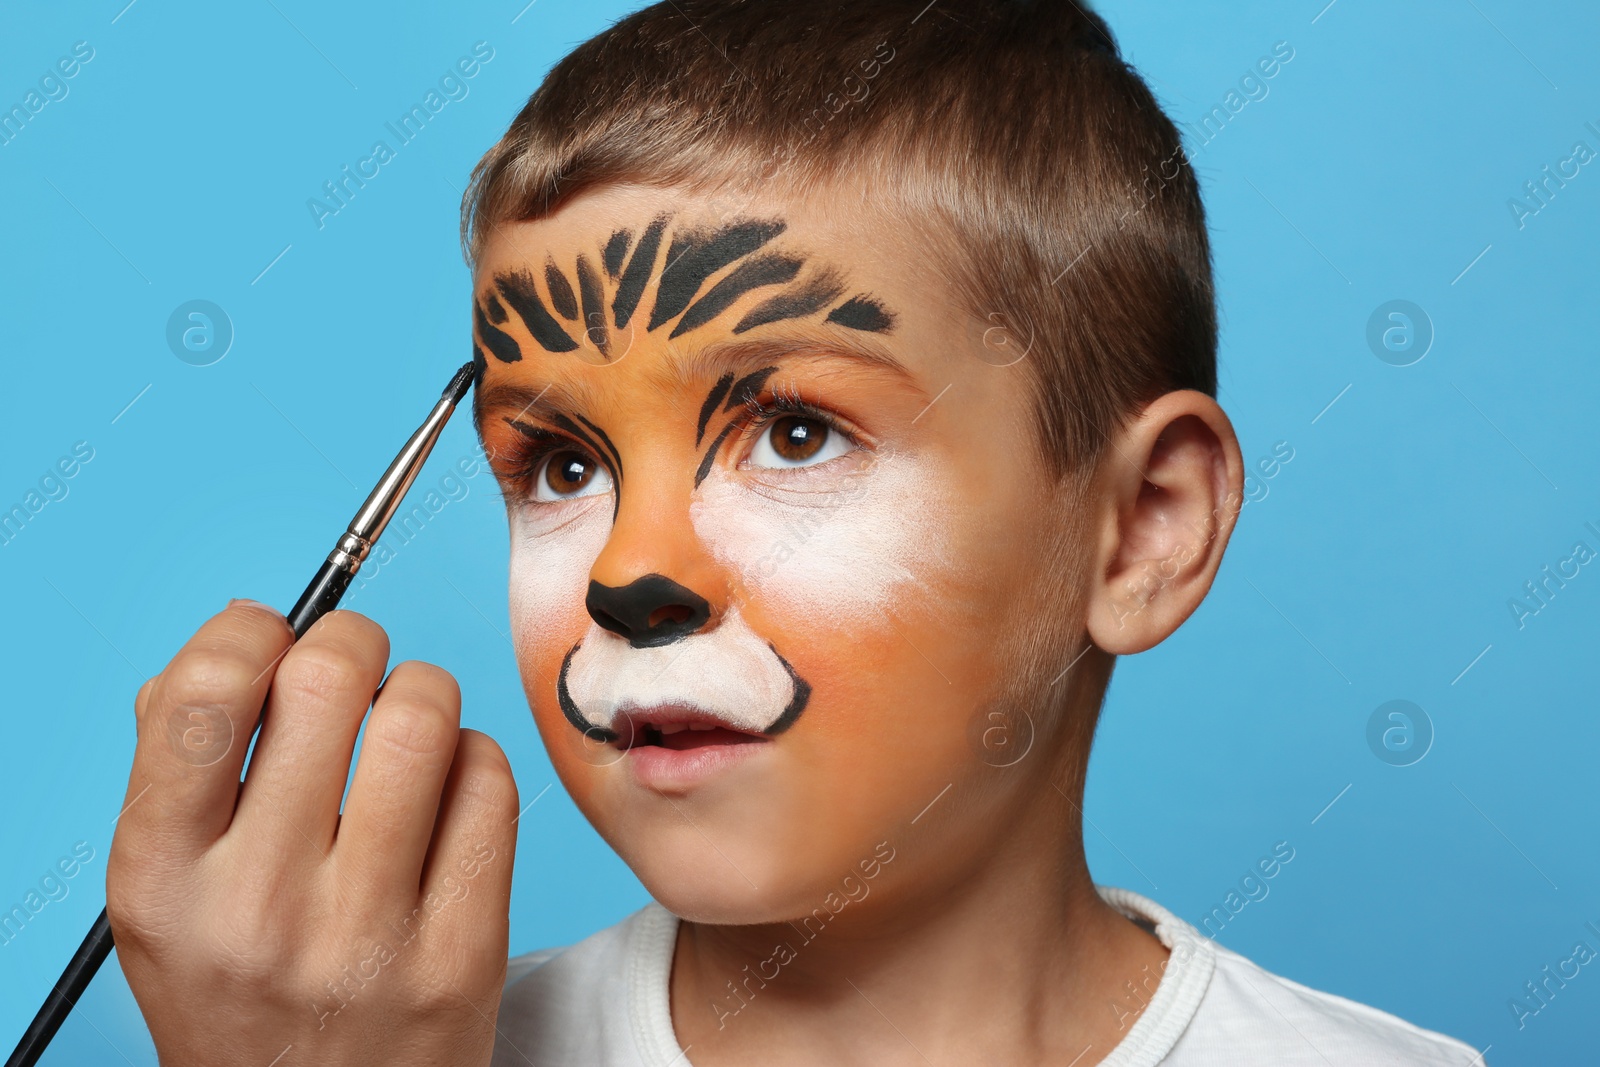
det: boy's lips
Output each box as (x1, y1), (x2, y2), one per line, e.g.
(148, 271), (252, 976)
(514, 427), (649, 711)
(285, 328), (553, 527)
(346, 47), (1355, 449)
(610, 704), (769, 751)
(614, 704), (771, 792)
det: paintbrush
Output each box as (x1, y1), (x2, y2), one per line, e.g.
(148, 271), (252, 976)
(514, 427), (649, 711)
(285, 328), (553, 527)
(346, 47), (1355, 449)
(5, 361), (477, 1067)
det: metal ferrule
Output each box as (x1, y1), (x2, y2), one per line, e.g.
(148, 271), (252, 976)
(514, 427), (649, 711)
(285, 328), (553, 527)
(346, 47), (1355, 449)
(327, 531), (374, 573)
(343, 392), (459, 542)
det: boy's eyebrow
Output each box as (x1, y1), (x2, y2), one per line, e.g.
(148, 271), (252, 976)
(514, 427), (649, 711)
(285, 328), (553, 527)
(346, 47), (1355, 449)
(472, 332), (928, 436)
(675, 334), (920, 393)
(472, 378), (597, 439)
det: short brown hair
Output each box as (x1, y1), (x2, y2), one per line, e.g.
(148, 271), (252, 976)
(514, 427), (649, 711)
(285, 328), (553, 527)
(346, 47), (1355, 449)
(461, 0), (1215, 478)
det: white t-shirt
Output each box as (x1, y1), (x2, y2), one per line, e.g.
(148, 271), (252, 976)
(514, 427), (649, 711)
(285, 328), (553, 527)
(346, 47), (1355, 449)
(492, 885), (1484, 1066)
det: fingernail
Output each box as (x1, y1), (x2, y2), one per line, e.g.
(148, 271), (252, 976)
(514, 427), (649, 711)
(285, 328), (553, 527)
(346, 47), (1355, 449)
(228, 598), (281, 615)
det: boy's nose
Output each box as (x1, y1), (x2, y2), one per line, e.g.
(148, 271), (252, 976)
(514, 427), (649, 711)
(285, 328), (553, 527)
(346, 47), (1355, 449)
(586, 574), (710, 648)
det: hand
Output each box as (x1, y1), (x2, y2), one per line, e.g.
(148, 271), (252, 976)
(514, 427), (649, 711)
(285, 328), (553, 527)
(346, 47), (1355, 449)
(106, 602), (519, 1066)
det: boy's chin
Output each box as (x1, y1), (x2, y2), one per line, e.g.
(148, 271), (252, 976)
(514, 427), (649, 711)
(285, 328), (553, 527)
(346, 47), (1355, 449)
(616, 841), (852, 927)
(641, 876), (831, 928)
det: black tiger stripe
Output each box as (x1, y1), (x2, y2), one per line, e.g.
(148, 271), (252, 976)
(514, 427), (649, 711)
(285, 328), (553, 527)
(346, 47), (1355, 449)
(573, 411), (624, 485)
(612, 214), (670, 330)
(733, 270), (849, 334)
(497, 270), (579, 353)
(602, 228), (632, 279)
(475, 300), (522, 363)
(670, 253), (804, 339)
(545, 258), (578, 320)
(694, 420), (740, 489)
(695, 371), (735, 446)
(723, 366), (781, 412)
(825, 295), (896, 333)
(648, 219), (787, 333)
(575, 253), (609, 358)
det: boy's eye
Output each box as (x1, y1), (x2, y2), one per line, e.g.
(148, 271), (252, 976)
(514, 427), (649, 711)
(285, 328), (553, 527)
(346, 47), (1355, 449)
(535, 449), (613, 501)
(748, 415), (852, 469)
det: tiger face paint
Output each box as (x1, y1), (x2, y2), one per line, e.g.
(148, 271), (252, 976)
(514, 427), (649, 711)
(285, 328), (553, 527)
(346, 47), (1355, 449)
(473, 181), (1074, 924)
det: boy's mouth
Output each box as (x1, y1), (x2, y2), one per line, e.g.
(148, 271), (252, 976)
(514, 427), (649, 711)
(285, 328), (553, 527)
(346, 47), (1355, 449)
(611, 706), (769, 751)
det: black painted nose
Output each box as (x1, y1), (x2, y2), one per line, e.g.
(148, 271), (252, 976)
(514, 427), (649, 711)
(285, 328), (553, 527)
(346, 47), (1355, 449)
(586, 574), (711, 648)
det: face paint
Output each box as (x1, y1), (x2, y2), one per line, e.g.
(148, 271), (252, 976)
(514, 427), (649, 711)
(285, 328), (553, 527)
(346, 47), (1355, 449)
(668, 252), (804, 339)
(474, 298), (521, 364)
(544, 256), (578, 320)
(496, 268), (580, 354)
(507, 496), (610, 663)
(472, 211), (897, 369)
(695, 371), (736, 445)
(556, 604), (811, 740)
(479, 185), (1058, 930)
(693, 366), (780, 488)
(689, 443), (955, 632)
(574, 254), (609, 354)
(648, 218), (787, 331)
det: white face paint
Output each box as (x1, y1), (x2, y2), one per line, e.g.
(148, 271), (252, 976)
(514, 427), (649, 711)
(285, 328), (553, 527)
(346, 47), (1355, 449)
(690, 445), (953, 632)
(507, 497), (609, 661)
(563, 605), (800, 734)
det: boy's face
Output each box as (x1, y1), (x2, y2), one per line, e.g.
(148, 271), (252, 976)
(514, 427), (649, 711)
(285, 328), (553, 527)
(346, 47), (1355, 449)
(473, 182), (1085, 922)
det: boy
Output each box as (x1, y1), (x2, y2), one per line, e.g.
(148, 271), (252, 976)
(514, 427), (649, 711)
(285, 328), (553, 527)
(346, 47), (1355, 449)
(106, 1), (1483, 1064)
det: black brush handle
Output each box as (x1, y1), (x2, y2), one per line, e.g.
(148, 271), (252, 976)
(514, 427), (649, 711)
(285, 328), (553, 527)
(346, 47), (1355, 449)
(5, 909), (112, 1067)
(286, 558), (357, 638)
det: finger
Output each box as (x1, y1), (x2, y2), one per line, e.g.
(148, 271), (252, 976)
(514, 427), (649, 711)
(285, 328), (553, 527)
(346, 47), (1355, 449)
(133, 675), (158, 722)
(233, 610), (389, 860)
(335, 660), (462, 903)
(125, 600), (294, 856)
(417, 731), (519, 976)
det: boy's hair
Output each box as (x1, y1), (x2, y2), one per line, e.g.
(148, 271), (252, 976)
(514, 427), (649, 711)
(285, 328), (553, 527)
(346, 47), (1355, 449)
(461, 0), (1214, 479)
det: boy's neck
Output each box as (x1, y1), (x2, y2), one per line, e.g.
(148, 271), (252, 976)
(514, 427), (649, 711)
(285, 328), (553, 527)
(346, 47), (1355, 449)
(669, 788), (1171, 1067)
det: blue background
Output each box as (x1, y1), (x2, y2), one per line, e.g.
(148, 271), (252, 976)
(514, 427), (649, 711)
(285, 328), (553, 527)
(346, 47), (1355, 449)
(1, 1), (1595, 1063)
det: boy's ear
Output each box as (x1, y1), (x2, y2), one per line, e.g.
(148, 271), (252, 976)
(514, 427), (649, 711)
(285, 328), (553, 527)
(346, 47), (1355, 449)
(1084, 390), (1244, 655)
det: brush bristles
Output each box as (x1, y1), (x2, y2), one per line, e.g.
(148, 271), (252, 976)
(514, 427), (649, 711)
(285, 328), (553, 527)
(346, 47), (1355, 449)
(442, 361), (475, 403)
